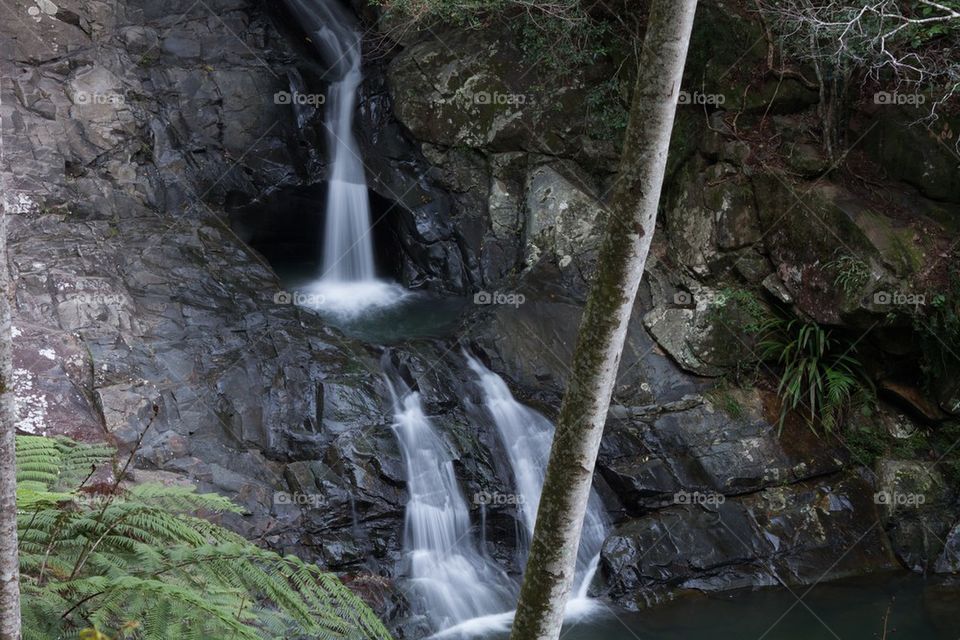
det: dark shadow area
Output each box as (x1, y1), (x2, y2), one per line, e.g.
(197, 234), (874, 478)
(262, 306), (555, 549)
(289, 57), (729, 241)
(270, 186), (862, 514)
(227, 183), (407, 284)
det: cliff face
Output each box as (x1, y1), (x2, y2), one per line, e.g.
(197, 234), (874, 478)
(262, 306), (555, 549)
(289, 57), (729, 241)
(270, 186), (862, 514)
(3, 0), (959, 633)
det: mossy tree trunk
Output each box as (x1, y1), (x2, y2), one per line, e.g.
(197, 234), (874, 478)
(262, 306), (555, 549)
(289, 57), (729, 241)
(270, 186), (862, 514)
(0, 79), (22, 640)
(509, 2), (698, 639)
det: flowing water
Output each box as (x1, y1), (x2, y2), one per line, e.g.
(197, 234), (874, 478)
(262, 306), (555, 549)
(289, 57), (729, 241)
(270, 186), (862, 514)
(466, 355), (608, 601)
(385, 373), (516, 633)
(384, 354), (612, 638)
(283, 0), (406, 315)
(280, 5), (960, 639)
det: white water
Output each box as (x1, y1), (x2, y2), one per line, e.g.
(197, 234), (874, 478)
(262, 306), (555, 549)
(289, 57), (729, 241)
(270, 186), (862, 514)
(386, 378), (515, 632)
(384, 356), (610, 637)
(466, 355), (609, 611)
(283, 0), (406, 315)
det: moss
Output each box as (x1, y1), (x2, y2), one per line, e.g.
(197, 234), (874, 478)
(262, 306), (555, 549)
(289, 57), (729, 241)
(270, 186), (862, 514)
(889, 230), (925, 275)
(708, 286), (770, 335)
(706, 383), (747, 420)
(843, 418), (960, 484)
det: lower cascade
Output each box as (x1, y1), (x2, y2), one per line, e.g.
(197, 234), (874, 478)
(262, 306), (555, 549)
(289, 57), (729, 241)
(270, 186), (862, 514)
(385, 371), (515, 633)
(467, 355), (607, 598)
(387, 355), (609, 636)
(466, 356), (609, 601)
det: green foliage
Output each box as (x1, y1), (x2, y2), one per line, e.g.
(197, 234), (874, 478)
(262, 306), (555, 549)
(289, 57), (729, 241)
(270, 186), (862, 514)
(913, 270), (960, 390)
(825, 255), (870, 299)
(759, 316), (873, 435)
(907, 0), (960, 47)
(16, 436), (392, 640)
(584, 77), (629, 140)
(708, 286), (771, 334)
(513, 15), (626, 138)
(374, 0), (504, 28)
(706, 382), (747, 420)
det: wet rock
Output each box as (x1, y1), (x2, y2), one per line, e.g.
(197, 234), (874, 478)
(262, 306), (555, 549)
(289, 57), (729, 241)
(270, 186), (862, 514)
(598, 387), (843, 516)
(935, 523), (960, 574)
(784, 142), (829, 177)
(860, 108), (960, 204)
(876, 459), (955, 572)
(523, 162), (606, 289)
(386, 27), (614, 163)
(600, 474), (897, 609)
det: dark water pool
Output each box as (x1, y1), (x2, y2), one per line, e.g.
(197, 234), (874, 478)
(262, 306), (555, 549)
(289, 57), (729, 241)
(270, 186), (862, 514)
(486, 574), (960, 640)
(278, 270), (469, 343)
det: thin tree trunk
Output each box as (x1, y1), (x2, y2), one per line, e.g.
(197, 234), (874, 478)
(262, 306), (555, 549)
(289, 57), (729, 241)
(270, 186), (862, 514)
(0, 68), (22, 640)
(509, 2), (697, 639)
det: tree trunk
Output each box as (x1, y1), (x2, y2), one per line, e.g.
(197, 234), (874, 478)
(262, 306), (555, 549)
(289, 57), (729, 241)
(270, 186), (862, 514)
(509, 2), (697, 639)
(0, 74), (22, 640)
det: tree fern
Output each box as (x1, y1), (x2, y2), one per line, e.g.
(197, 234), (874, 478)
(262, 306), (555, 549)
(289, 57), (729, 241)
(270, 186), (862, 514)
(15, 435), (393, 640)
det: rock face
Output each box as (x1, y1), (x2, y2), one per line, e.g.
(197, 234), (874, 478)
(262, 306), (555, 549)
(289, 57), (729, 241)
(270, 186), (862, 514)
(5, 0), (959, 635)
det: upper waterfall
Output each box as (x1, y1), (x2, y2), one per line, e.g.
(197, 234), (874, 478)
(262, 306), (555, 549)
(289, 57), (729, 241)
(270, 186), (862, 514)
(282, 0), (406, 315)
(283, 0), (373, 281)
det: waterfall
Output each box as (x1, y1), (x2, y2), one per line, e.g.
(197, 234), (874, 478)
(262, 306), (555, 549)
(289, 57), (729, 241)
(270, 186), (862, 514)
(282, 0), (406, 315)
(385, 374), (515, 633)
(466, 355), (608, 602)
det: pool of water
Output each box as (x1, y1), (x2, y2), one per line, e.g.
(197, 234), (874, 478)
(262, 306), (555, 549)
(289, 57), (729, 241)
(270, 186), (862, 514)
(479, 574), (960, 640)
(322, 291), (467, 344)
(274, 264), (470, 343)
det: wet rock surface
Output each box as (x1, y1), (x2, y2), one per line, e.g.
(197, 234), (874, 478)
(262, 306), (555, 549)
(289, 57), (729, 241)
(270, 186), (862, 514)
(4, 0), (959, 635)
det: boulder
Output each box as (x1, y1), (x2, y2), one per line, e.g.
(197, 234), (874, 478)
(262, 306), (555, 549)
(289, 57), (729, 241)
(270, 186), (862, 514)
(875, 459), (955, 572)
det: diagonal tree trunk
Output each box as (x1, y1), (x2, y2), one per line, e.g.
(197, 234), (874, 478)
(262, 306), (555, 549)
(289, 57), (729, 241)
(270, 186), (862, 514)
(0, 67), (22, 640)
(509, 2), (697, 639)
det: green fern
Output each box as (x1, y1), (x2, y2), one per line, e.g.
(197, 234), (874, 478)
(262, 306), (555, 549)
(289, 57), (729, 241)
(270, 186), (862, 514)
(760, 316), (873, 435)
(825, 255), (870, 300)
(16, 436), (393, 640)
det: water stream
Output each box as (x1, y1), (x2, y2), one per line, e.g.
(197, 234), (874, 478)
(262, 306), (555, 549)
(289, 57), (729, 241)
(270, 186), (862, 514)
(282, 0), (406, 315)
(385, 371), (516, 633)
(382, 353), (611, 637)
(466, 355), (608, 602)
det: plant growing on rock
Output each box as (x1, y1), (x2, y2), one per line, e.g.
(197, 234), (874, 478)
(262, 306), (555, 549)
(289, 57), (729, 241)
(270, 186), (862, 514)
(760, 316), (873, 434)
(912, 272), (960, 397)
(826, 254), (871, 299)
(16, 435), (392, 640)
(708, 286), (771, 334)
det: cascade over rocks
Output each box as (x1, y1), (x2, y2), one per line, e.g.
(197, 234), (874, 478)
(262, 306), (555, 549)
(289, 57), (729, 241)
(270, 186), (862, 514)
(5, 0), (960, 635)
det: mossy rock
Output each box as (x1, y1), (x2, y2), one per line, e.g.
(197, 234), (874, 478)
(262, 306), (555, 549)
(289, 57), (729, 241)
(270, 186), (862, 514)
(861, 108), (960, 204)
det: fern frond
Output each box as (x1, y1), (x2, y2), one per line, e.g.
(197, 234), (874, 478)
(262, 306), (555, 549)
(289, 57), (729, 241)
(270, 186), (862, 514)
(16, 435), (393, 640)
